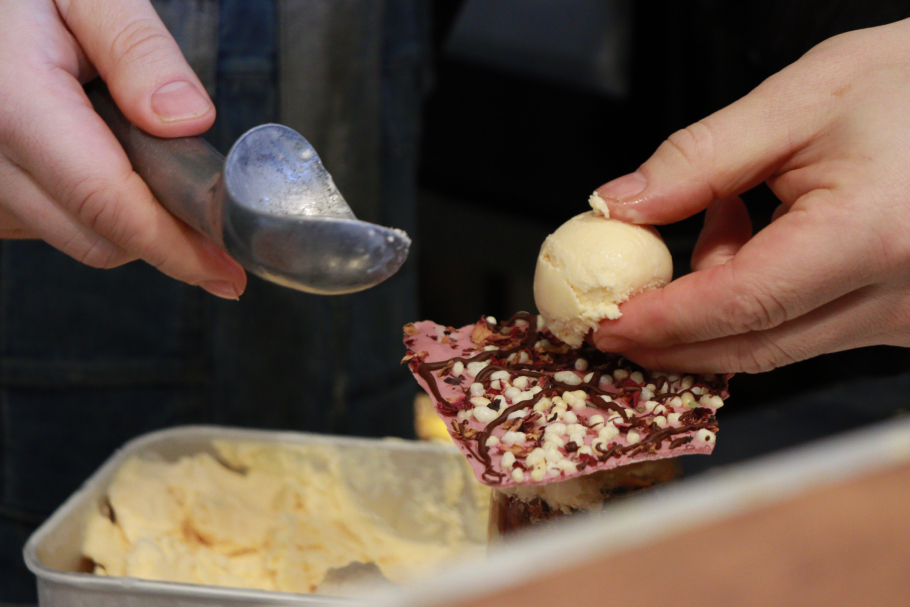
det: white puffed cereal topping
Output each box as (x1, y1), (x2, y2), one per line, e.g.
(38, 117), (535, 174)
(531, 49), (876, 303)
(545, 422), (567, 436)
(681, 375), (694, 389)
(470, 396), (491, 407)
(533, 397), (552, 412)
(599, 422), (620, 441)
(562, 411), (578, 424)
(668, 412), (682, 425)
(473, 406), (499, 423)
(578, 445), (594, 456)
(500, 451), (516, 469)
(613, 369), (629, 380)
(515, 318), (529, 327)
(599, 394), (613, 403)
(485, 435), (500, 447)
(544, 446), (563, 463)
(653, 405), (667, 416)
(483, 345), (499, 351)
(466, 361), (489, 377)
(557, 459), (577, 473)
(511, 468), (524, 483)
(491, 370), (511, 381)
(583, 372), (595, 383)
(640, 387), (654, 401)
(681, 392), (697, 408)
(566, 423), (586, 436)
(470, 382), (485, 396)
(536, 315), (546, 331)
(543, 433), (565, 448)
(640, 400), (658, 413)
(452, 361), (464, 376)
(599, 374), (614, 386)
(513, 391), (535, 404)
(574, 358), (589, 371)
(502, 431), (527, 445)
(588, 414), (605, 428)
(700, 394), (724, 409)
(627, 429), (641, 444)
(519, 351), (530, 364)
(630, 371), (644, 384)
(531, 467), (546, 482)
(653, 415), (668, 428)
(486, 316), (498, 325)
(563, 390), (587, 410)
(526, 448), (546, 467)
(507, 408), (528, 420)
(490, 379), (502, 390)
(553, 371), (582, 386)
(668, 396), (683, 408)
(696, 429), (716, 444)
(457, 409), (473, 421)
(529, 386), (543, 395)
(691, 386), (704, 395)
(512, 376), (530, 389)
(534, 339), (549, 349)
(504, 387), (522, 401)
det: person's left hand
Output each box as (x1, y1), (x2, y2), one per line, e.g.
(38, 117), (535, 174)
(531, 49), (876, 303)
(590, 18), (910, 373)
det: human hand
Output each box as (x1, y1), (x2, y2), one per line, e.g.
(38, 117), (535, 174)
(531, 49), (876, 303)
(0, 0), (246, 298)
(591, 18), (910, 373)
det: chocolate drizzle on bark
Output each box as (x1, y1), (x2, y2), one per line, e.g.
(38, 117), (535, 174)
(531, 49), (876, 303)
(407, 315), (727, 486)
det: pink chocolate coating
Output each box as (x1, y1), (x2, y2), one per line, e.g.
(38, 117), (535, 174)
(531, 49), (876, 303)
(404, 317), (727, 488)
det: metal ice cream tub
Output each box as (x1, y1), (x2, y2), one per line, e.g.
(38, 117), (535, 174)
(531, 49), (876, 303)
(23, 426), (488, 607)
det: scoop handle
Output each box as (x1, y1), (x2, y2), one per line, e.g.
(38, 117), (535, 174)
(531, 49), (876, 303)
(85, 81), (226, 246)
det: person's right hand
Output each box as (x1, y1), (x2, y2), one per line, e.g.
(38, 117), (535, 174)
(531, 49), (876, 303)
(0, 0), (246, 298)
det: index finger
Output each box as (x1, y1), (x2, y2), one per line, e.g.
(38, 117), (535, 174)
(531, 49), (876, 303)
(2, 68), (245, 296)
(592, 191), (878, 350)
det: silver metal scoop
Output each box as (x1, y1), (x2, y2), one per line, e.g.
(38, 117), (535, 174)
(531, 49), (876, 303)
(88, 84), (411, 295)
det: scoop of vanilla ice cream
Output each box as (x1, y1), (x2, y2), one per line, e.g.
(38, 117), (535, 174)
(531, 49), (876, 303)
(533, 205), (672, 348)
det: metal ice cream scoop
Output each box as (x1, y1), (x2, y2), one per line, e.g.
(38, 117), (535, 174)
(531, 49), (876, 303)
(87, 83), (410, 295)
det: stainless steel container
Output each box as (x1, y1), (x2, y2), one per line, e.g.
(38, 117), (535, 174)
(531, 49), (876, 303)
(23, 426), (488, 607)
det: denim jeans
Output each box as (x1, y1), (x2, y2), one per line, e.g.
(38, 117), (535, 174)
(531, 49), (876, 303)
(0, 0), (428, 601)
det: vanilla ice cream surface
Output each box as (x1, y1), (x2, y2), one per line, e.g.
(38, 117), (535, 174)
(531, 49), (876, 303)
(82, 440), (488, 596)
(534, 198), (672, 348)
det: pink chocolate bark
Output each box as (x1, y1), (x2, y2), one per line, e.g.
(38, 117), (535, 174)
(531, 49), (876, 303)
(403, 314), (729, 488)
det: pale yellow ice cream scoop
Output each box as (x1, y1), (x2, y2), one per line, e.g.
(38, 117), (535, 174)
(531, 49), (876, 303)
(533, 194), (673, 347)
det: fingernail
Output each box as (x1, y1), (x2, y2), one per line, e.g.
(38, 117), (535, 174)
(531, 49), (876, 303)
(597, 171), (647, 202)
(595, 335), (639, 352)
(151, 81), (212, 122)
(199, 280), (240, 300)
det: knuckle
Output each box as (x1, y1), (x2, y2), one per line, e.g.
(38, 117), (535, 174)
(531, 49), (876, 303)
(76, 241), (133, 269)
(108, 18), (176, 72)
(69, 172), (143, 251)
(663, 122), (717, 174)
(721, 270), (790, 334)
(735, 336), (799, 374)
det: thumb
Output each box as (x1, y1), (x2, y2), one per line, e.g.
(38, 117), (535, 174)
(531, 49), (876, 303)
(59, 0), (214, 137)
(595, 83), (805, 225)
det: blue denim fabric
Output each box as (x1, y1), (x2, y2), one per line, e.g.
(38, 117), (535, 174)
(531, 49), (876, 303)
(1, 0), (427, 601)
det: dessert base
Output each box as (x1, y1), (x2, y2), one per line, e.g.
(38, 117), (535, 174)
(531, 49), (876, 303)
(489, 459), (682, 540)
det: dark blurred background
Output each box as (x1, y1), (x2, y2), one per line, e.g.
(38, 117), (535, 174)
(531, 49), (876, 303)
(415, 0), (910, 456)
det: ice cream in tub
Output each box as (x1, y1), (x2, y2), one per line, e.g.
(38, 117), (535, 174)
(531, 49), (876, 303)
(23, 426), (489, 607)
